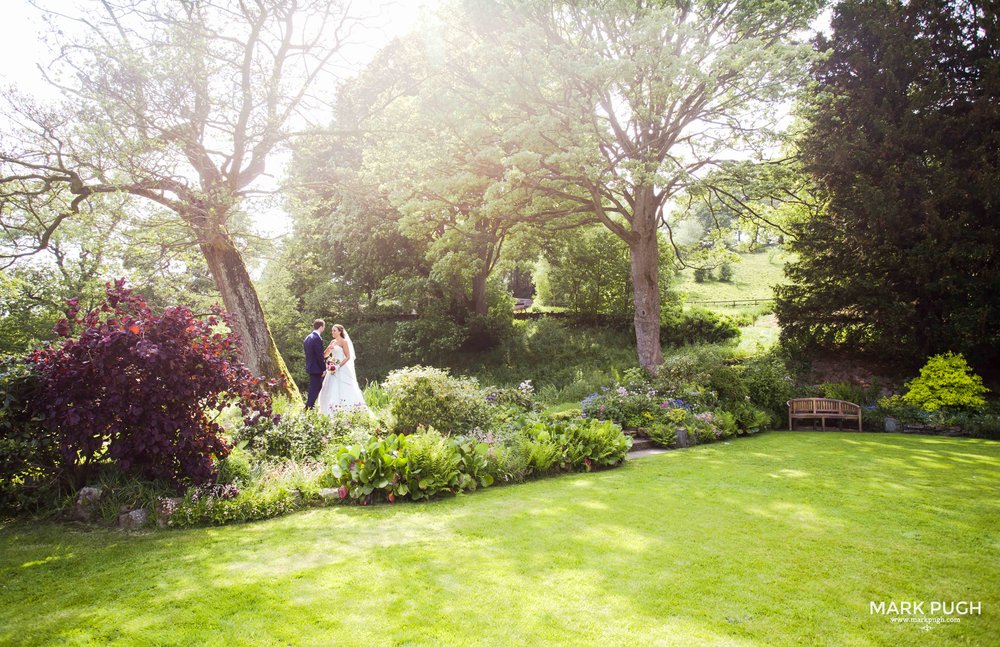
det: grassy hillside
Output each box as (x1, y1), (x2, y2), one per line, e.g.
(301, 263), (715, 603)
(675, 248), (790, 315)
(673, 249), (790, 351)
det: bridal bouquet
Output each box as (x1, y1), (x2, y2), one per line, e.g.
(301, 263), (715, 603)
(326, 357), (341, 374)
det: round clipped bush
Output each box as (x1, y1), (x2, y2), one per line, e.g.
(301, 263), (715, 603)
(29, 280), (274, 486)
(383, 366), (490, 434)
(902, 352), (989, 412)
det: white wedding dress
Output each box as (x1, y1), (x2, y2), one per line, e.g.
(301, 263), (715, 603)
(317, 338), (371, 415)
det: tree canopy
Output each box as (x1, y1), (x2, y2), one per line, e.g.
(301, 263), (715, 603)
(449, 0), (822, 371)
(776, 0), (1000, 374)
(0, 0), (371, 395)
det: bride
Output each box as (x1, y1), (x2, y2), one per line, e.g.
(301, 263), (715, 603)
(317, 324), (371, 415)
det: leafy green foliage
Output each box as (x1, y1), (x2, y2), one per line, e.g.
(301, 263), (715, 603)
(876, 395), (929, 426)
(647, 410), (739, 448)
(216, 449), (252, 487)
(660, 308), (740, 347)
(738, 349), (797, 427)
(646, 423), (677, 448)
(90, 466), (176, 525)
(484, 381), (537, 412)
(383, 366), (490, 435)
(389, 311), (469, 364)
(874, 391), (999, 439)
(0, 271), (77, 357)
(323, 431), (475, 503)
(168, 486), (299, 528)
(0, 357), (61, 513)
(559, 419), (633, 469)
(536, 227), (675, 320)
(453, 438), (495, 491)
(324, 434), (406, 503)
(581, 345), (779, 436)
(901, 353), (988, 412)
(235, 408), (376, 461)
(403, 429), (462, 500)
(818, 381), (882, 407)
(937, 410), (1000, 440)
(361, 382), (392, 411)
(322, 415), (629, 505)
(546, 407), (582, 421)
(686, 412), (738, 444)
(517, 430), (561, 473)
(518, 418), (632, 472)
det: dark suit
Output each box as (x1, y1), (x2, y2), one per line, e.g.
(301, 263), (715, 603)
(303, 330), (326, 408)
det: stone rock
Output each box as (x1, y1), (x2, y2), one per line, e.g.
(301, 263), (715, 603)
(78, 486), (103, 504)
(69, 486), (104, 522)
(675, 428), (692, 448)
(318, 488), (340, 503)
(155, 497), (183, 529)
(117, 508), (149, 530)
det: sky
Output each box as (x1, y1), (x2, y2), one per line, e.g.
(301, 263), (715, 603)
(0, 0), (439, 239)
(0, 1), (830, 245)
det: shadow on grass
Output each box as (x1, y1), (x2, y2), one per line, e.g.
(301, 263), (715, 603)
(1, 432), (998, 645)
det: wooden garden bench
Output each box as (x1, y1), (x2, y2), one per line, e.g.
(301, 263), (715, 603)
(787, 398), (862, 431)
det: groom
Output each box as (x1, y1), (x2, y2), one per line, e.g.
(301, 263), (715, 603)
(303, 319), (326, 409)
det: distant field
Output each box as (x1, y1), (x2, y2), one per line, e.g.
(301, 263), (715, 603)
(675, 249), (790, 351)
(675, 249), (790, 315)
(522, 249), (789, 353)
(737, 313), (781, 353)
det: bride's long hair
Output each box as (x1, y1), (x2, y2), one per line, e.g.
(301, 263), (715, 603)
(331, 324), (356, 368)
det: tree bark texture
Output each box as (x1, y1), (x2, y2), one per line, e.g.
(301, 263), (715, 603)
(201, 232), (300, 399)
(471, 267), (489, 317)
(629, 197), (663, 374)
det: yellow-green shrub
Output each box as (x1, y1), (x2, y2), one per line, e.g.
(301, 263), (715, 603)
(902, 353), (988, 412)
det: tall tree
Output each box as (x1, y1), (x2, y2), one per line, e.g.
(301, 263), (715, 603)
(359, 31), (588, 330)
(776, 0), (1000, 373)
(471, 0), (821, 372)
(283, 41), (430, 321)
(0, 0), (367, 396)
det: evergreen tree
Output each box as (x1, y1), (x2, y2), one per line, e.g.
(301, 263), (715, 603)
(776, 0), (1000, 373)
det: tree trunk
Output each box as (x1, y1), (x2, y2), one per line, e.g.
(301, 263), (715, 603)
(200, 232), (300, 400)
(629, 202), (663, 374)
(464, 262), (498, 351)
(471, 267), (490, 317)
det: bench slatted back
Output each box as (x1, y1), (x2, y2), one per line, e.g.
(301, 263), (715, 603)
(789, 398), (861, 416)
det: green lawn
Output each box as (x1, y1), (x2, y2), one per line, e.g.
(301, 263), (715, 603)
(2, 433), (997, 646)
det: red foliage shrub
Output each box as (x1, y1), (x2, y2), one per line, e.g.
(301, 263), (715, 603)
(29, 280), (274, 486)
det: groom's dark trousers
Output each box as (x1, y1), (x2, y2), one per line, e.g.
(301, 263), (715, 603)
(303, 330), (326, 409)
(306, 373), (324, 409)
